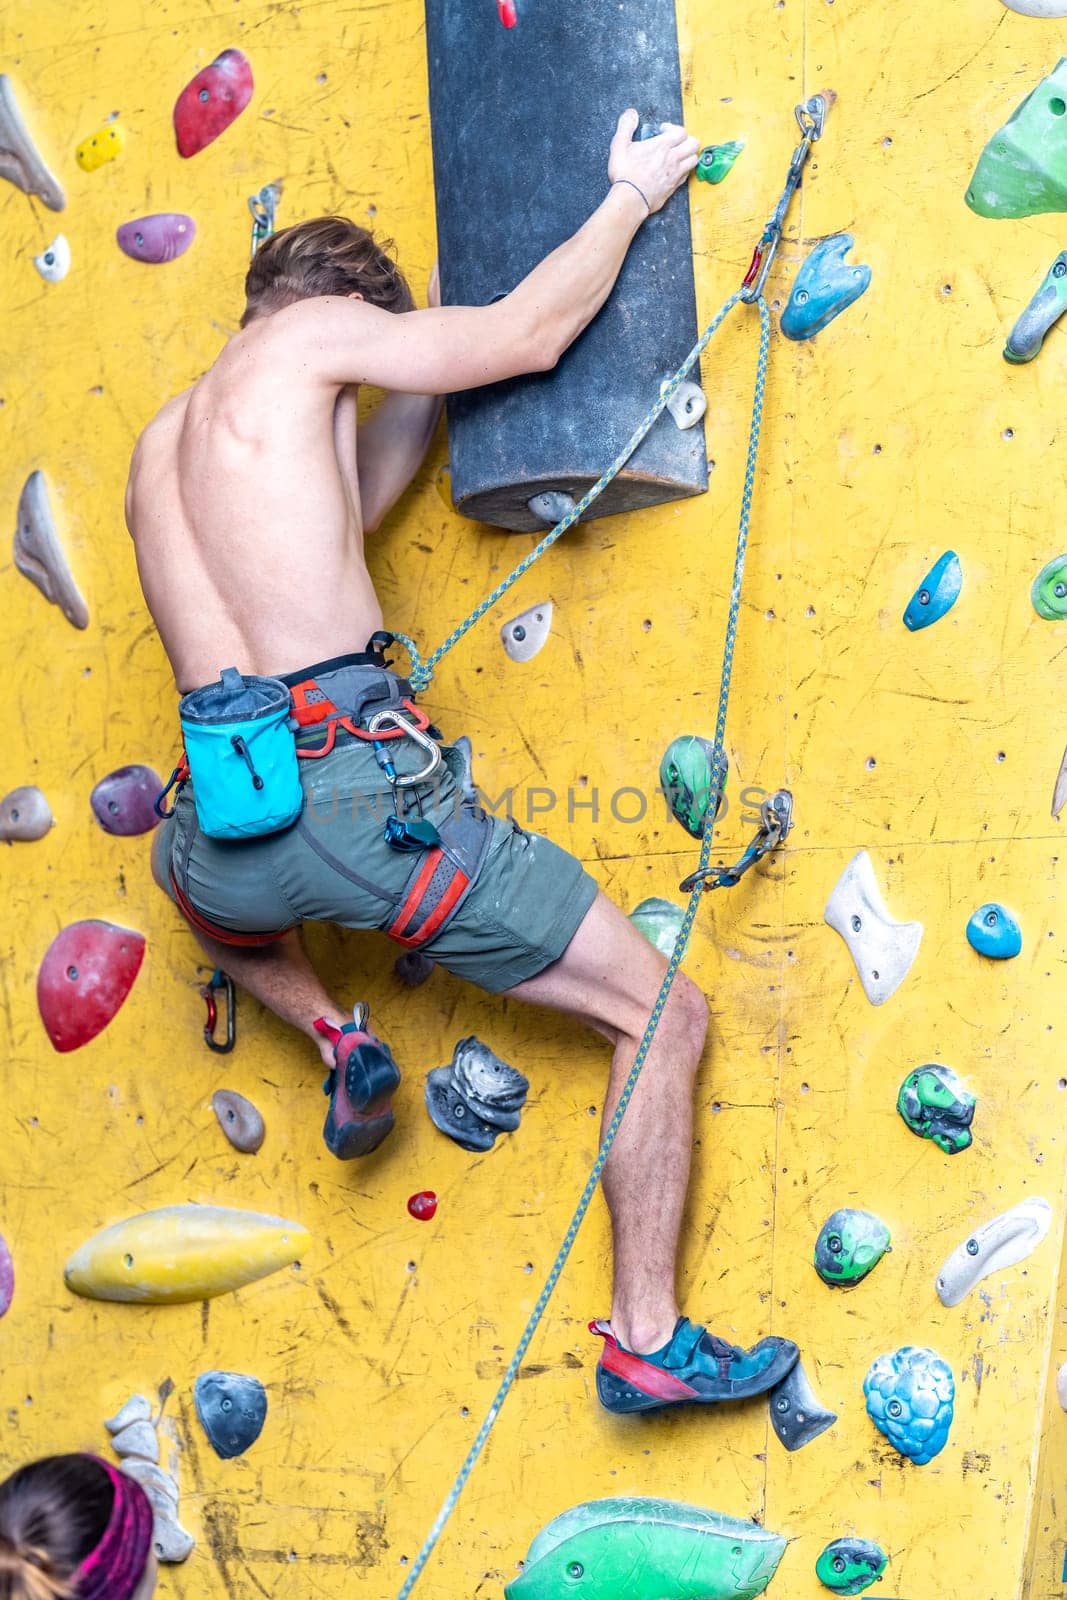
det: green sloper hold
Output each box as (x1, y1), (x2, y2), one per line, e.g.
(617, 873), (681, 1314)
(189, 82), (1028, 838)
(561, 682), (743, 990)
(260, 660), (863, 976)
(966, 58), (1067, 219)
(629, 896), (685, 958)
(505, 1498), (787, 1600)
(697, 140), (744, 184)
(1031, 553), (1067, 618)
(660, 736), (726, 839)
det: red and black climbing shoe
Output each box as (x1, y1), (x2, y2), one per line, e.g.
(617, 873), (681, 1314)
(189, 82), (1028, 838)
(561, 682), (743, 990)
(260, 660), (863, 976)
(590, 1317), (800, 1415)
(314, 1004), (401, 1159)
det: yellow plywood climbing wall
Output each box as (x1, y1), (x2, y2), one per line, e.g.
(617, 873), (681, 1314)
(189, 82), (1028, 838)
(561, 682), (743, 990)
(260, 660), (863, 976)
(0, 0), (1065, 1597)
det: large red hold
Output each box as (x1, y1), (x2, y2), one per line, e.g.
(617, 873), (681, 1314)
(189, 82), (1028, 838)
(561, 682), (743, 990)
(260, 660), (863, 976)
(173, 48), (253, 158)
(37, 920), (145, 1052)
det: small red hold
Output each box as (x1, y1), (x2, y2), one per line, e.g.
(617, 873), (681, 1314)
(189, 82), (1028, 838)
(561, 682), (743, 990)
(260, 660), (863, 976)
(498, 0), (517, 25)
(407, 1191), (438, 1221)
(37, 920), (145, 1053)
(174, 48), (254, 158)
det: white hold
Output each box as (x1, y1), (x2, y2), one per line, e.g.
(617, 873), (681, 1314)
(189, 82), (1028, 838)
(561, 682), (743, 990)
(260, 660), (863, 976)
(110, 1420), (160, 1463)
(1000, 0), (1067, 14)
(105, 1394), (152, 1433)
(661, 377), (706, 429)
(501, 600), (553, 663)
(527, 490), (576, 525)
(935, 1197), (1052, 1307)
(106, 1395), (193, 1565)
(1052, 744), (1067, 819)
(1057, 1361), (1067, 1411)
(824, 849), (923, 1005)
(119, 1459), (179, 1512)
(151, 1515), (196, 1564)
(33, 234), (70, 282)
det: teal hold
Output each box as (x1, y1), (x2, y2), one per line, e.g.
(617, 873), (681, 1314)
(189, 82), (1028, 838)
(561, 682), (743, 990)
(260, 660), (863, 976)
(660, 736), (725, 839)
(966, 902), (1022, 959)
(815, 1537), (888, 1595)
(505, 1498), (787, 1600)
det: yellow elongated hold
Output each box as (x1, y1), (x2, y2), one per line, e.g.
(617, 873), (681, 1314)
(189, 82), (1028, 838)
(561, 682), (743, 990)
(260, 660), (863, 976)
(75, 121), (125, 171)
(63, 1204), (309, 1304)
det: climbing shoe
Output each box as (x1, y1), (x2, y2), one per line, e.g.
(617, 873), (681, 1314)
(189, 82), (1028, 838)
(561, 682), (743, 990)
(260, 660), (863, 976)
(590, 1317), (800, 1415)
(314, 1004), (401, 1159)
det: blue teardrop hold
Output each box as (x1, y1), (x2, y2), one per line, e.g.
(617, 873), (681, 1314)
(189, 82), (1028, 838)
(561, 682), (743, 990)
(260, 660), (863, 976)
(194, 1370), (268, 1459)
(903, 550), (962, 632)
(780, 233), (872, 341)
(966, 902), (1022, 960)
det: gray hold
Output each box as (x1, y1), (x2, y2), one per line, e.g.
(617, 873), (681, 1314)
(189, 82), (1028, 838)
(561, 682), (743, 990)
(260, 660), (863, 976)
(768, 1359), (837, 1452)
(119, 1459), (179, 1513)
(394, 950), (436, 987)
(425, 1067), (500, 1152)
(194, 1370), (268, 1460)
(451, 1036), (529, 1116)
(0, 785), (53, 842)
(211, 1089), (266, 1154)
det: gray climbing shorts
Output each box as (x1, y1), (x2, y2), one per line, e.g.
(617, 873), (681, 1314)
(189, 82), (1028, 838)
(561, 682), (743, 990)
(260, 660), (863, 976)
(154, 696), (597, 995)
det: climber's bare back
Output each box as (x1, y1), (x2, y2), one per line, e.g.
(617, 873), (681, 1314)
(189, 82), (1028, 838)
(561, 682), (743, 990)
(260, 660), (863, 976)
(126, 307), (384, 695)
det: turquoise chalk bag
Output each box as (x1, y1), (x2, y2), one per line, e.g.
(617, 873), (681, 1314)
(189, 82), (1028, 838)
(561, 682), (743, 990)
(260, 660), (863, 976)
(179, 667), (304, 840)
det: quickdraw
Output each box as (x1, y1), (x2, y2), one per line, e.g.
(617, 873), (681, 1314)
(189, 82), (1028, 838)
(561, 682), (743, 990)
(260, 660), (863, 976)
(740, 93), (827, 303)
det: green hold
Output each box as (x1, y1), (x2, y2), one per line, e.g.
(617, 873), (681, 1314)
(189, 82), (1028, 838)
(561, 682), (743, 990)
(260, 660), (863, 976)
(813, 1209), (891, 1288)
(966, 58), (1067, 219)
(897, 1063), (975, 1155)
(696, 140), (744, 185)
(815, 1538), (888, 1596)
(1031, 553), (1067, 619)
(660, 736), (726, 839)
(505, 1498), (787, 1600)
(629, 896), (685, 958)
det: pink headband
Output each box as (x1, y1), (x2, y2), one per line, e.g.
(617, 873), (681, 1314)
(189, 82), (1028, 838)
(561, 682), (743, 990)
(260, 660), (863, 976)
(72, 1457), (154, 1600)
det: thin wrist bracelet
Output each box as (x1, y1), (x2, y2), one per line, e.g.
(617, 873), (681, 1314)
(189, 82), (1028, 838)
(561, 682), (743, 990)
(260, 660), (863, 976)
(611, 177), (651, 215)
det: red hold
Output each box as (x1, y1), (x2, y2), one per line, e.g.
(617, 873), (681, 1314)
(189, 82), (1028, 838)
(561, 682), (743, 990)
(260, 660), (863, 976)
(37, 920), (145, 1052)
(0, 1235), (13, 1319)
(407, 1191), (438, 1221)
(174, 48), (253, 158)
(498, 0), (517, 23)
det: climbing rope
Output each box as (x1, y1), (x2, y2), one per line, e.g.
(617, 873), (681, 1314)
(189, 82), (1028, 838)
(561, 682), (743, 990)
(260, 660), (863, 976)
(391, 288), (744, 695)
(396, 295), (772, 1600)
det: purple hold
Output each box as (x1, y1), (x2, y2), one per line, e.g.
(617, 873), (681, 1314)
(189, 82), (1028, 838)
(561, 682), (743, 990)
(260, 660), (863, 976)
(90, 765), (162, 836)
(116, 213), (196, 264)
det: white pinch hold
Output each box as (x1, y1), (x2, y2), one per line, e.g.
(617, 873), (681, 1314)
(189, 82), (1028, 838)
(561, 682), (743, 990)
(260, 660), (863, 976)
(935, 1197), (1052, 1308)
(824, 850), (923, 1005)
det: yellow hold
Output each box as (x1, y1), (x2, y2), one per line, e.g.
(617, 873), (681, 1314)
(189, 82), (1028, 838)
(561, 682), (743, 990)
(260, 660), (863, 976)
(63, 1204), (309, 1304)
(75, 120), (125, 171)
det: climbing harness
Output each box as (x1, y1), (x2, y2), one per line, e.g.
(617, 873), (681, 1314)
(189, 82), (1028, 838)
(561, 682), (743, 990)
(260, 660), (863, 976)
(396, 90), (828, 1600)
(201, 969), (236, 1053)
(248, 182), (281, 257)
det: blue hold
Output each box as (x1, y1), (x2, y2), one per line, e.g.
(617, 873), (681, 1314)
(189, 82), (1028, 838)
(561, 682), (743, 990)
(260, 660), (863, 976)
(903, 551), (962, 632)
(966, 902), (1022, 960)
(194, 1370), (268, 1460)
(780, 233), (872, 341)
(863, 1346), (954, 1465)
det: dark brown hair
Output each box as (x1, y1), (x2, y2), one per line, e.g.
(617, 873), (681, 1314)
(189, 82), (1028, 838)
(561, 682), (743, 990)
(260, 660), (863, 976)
(0, 1457), (112, 1600)
(241, 216), (415, 326)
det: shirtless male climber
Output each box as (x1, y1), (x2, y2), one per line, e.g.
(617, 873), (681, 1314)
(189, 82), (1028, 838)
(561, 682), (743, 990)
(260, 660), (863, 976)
(128, 110), (799, 1416)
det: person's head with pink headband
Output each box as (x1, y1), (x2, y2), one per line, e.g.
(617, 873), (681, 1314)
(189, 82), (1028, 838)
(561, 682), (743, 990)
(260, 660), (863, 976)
(0, 1455), (156, 1600)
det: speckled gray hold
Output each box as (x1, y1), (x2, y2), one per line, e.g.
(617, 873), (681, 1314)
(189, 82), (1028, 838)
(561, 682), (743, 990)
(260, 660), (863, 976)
(194, 1371), (268, 1459)
(768, 1359), (837, 1452)
(451, 1036), (529, 1117)
(211, 1089), (266, 1154)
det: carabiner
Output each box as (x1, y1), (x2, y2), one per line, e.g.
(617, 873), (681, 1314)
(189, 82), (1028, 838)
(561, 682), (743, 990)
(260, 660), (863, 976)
(366, 708), (442, 788)
(201, 969), (236, 1054)
(679, 790), (794, 894)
